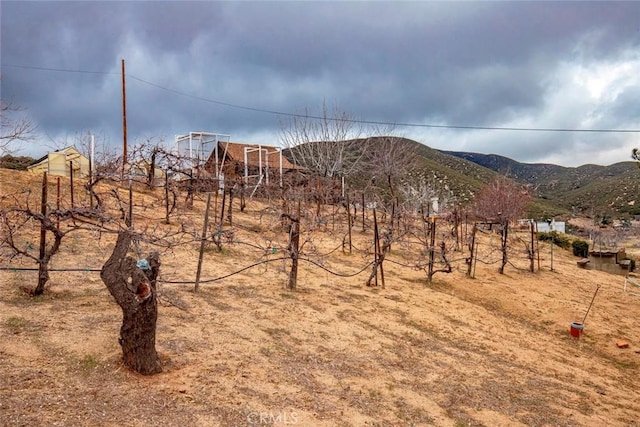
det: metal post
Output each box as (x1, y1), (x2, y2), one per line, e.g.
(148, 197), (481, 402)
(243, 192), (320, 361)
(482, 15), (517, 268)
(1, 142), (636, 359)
(428, 215), (436, 283)
(69, 160), (74, 208)
(258, 146), (263, 184)
(121, 59), (127, 176)
(265, 148), (270, 185)
(90, 133), (95, 174)
(279, 148), (283, 188)
(550, 234), (554, 272)
(244, 147), (249, 184)
(346, 192), (352, 254)
(56, 177), (61, 228)
(89, 134), (94, 209)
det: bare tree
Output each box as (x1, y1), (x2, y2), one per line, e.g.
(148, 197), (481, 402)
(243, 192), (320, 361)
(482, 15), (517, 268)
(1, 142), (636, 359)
(399, 177), (440, 216)
(357, 135), (423, 284)
(280, 101), (365, 179)
(366, 208), (392, 287)
(473, 176), (531, 274)
(1, 99), (36, 154)
(425, 240), (453, 284)
(125, 137), (168, 189)
(1, 163), (192, 375)
(0, 175), (111, 295)
(362, 135), (420, 202)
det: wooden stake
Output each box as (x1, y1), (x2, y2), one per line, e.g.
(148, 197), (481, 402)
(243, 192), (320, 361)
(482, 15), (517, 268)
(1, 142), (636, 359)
(346, 192), (352, 254)
(287, 201), (301, 291)
(373, 208), (379, 287)
(219, 185), (227, 225)
(473, 240), (479, 279)
(428, 215), (436, 283)
(535, 222), (541, 271)
(530, 220), (535, 273)
(467, 223), (477, 278)
(35, 172), (48, 295)
(361, 192), (366, 232)
(195, 192), (212, 292)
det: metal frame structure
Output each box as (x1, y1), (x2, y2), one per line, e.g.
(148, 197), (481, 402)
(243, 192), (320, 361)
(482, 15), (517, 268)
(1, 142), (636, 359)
(243, 145), (284, 189)
(174, 132), (288, 196)
(174, 131), (231, 176)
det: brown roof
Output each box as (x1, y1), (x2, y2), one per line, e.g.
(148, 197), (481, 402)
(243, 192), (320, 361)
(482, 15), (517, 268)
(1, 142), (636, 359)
(218, 141), (301, 170)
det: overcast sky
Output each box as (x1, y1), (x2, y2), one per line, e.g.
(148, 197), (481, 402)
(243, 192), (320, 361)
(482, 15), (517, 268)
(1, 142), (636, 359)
(2, 1), (640, 167)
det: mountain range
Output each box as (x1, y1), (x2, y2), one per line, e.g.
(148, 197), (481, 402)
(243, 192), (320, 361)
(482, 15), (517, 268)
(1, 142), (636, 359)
(5, 138), (638, 220)
(284, 136), (639, 219)
(438, 149), (640, 219)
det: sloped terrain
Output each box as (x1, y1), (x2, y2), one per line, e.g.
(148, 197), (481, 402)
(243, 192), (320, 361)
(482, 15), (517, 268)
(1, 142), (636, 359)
(1, 169), (639, 426)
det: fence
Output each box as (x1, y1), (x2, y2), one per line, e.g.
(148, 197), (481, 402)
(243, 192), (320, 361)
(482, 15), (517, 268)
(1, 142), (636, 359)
(0, 171), (563, 294)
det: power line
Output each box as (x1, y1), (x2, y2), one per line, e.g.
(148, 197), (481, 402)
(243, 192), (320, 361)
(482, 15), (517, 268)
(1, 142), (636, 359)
(3, 62), (639, 134)
(128, 75), (640, 133)
(128, 74), (290, 117)
(2, 63), (116, 75)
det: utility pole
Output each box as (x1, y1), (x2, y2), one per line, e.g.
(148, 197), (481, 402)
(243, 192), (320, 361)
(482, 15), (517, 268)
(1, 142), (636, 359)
(121, 59), (128, 177)
(89, 133), (94, 209)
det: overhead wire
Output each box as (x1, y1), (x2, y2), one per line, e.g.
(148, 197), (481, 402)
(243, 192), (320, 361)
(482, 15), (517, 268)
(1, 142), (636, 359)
(3, 63), (640, 134)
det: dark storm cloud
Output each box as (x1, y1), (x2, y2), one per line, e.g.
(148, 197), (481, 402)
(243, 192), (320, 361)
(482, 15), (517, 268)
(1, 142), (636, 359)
(1, 1), (639, 166)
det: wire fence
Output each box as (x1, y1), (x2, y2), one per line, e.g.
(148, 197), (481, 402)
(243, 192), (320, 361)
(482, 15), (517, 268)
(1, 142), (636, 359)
(0, 170), (565, 292)
(0, 224), (555, 289)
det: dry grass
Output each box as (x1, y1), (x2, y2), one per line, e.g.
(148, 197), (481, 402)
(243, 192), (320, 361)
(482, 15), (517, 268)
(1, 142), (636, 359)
(1, 169), (640, 426)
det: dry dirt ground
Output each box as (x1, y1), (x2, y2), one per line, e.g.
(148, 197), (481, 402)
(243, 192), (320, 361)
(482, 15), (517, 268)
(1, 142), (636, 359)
(1, 169), (639, 427)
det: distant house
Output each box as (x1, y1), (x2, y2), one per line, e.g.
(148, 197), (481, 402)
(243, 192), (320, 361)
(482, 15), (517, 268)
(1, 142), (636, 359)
(536, 220), (566, 233)
(27, 146), (90, 178)
(518, 218), (566, 233)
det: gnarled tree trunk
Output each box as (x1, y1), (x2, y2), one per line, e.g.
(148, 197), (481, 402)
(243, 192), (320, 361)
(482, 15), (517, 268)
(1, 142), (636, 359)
(101, 231), (162, 375)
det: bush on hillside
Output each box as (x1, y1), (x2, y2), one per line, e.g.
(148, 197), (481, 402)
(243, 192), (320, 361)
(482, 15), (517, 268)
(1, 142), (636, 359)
(0, 154), (37, 170)
(537, 231), (571, 250)
(572, 239), (589, 258)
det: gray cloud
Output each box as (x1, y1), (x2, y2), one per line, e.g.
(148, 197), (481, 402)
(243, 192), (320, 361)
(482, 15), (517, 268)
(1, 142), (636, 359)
(2, 1), (639, 166)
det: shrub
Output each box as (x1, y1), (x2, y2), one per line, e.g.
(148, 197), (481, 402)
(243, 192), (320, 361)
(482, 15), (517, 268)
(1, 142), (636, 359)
(0, 154), (37, 170)
(572, 239), (589, 258)
(537, 231), (571, 249)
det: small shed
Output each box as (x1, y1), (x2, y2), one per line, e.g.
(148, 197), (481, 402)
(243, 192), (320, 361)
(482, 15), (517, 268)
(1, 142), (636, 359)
(27, 146), (90, 178)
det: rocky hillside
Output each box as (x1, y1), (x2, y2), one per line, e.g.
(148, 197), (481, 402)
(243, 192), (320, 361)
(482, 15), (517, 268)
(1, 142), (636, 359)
(442, 151), (640, 218)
